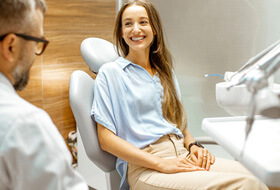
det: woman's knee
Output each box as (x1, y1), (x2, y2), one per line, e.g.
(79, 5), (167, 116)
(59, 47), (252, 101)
(240, 175), (269, 190)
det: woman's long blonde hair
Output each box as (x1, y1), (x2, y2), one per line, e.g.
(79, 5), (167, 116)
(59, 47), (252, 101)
(113, 0), (187, 131)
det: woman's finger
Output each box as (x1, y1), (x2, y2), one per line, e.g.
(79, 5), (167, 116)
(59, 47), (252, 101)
(197, 149), (203, 167)
(179, 157), (196, 166)
(202, 154), (208, 169)
(179, 157), (206, 172)
(206, 154), (211, 170)
(211, 154), (216, 164)
(180, 162), (206, 172)
(201, 149), (209, 168)
(190, 154), (197, 163)
(185, 158), (196, 165)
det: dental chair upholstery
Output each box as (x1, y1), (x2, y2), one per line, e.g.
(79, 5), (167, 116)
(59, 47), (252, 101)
(69, 38), (119, 190)
(69, 37), (216, 189)
(80, 38), (119, 74)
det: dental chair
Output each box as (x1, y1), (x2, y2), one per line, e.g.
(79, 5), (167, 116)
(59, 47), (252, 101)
(69, 37), (216, 190)
(69, 38), (120, 190)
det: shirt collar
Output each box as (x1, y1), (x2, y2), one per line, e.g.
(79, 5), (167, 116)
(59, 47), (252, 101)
(0, 72), (16, 94)
(115, 57), (133, 70)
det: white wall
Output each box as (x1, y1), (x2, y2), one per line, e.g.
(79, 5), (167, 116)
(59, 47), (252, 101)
(151, 0), (280, 137)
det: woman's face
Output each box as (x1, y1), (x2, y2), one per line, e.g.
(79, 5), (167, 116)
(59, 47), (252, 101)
(121, 5), (155, 54)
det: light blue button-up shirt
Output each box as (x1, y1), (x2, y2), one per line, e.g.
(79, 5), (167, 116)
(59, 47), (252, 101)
(91, 57), (183, 190)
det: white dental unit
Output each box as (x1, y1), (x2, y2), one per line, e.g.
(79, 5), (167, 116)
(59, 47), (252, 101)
(202, 39), (280, 187)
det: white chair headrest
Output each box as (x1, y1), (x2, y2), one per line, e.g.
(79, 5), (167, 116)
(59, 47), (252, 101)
(80, 37), (119, 74)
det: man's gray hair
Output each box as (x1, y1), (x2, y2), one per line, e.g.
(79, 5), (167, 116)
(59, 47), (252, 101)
(0, 0), (47, 35)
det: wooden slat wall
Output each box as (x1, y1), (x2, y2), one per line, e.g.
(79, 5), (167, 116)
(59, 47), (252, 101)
(18, 0), (115, 140)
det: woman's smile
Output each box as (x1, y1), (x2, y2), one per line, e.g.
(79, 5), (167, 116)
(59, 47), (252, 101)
(131, 36), (146, 42)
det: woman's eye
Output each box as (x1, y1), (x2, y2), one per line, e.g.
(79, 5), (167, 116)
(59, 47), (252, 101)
(140, 21), (148, 24)
(124, 22), (132, 26)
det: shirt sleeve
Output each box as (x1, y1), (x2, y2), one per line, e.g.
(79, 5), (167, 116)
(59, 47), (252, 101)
(91, 69), (117, 135)
(0, 110), (88, 190)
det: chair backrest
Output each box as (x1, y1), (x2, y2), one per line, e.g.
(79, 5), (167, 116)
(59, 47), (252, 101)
(69, 38), (119, 172)
(80, 37), (119, 74)
(69, 70), (116, 172)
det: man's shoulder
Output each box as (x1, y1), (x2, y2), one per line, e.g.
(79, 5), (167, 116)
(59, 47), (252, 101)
(1, 93), (42, 113)
(0, 95), (61, 152)
(0, 95), (50, 133)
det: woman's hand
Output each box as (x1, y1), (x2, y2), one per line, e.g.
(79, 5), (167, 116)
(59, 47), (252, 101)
(98, 124), (204, 173)
(189, 146), (215, 171)
(155, 157), (206, 174)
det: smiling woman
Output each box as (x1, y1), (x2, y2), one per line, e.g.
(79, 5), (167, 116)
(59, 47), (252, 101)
(91, 0), (269, 190)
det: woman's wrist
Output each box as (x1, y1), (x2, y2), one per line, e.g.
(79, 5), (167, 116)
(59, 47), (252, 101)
(188, 141), (204, 151)
(187, 141), (204, 156)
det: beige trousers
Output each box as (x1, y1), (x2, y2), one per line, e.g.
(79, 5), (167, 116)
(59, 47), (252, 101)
(127, 134), (268, 190)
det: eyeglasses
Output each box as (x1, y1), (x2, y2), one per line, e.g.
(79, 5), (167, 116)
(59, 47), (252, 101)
(0, 33), (49, 55)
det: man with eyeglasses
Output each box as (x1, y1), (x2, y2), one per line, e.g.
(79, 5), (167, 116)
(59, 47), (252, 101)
(0, 0), (88, 189)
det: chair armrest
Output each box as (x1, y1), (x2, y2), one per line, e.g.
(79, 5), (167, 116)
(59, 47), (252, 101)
(194, 136), (217, 145)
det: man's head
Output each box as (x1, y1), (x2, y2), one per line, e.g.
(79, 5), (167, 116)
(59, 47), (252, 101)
(0, 0), (47, 90)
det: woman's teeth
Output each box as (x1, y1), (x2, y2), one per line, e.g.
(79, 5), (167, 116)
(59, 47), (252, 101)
(132, 37), (144, 41)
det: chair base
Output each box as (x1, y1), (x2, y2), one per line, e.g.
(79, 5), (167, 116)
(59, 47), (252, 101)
(76, 130), (120, 190)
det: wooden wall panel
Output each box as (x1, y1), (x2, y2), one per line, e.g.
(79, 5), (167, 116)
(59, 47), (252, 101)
(18, 0), (115, 140)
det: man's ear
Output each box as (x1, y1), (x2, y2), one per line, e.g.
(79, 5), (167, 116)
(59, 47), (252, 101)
(1, 34), (18, 62)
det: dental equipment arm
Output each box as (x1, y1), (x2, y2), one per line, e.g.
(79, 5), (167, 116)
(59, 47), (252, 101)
(229, 40), (280, 90)
(225, 40), (280, 158)
(229, 39), (280, 82)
